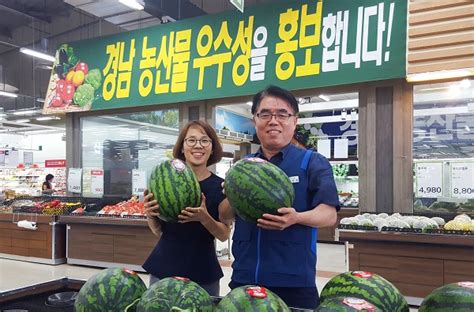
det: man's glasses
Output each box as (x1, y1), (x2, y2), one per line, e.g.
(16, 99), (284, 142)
(184, 137), (212, 147)
(255, 112), (295, 122)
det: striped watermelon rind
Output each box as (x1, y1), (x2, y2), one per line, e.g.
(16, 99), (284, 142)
(225, 158), (295, 223)
(315, 296), (383, 312)
(148, 159), (201, 222)
(215, 285), (290, 312)
(136, 276), (214, 311)
(320, 271), (408, 312)
(74, 267), (146, 312)
(418, 282), (474, 312)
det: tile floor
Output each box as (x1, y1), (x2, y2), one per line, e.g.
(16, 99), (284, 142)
(0, 242), (417, 311)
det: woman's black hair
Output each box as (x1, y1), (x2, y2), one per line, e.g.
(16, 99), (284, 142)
(45, 174), (54, 181)
(251, 85), (299, 115)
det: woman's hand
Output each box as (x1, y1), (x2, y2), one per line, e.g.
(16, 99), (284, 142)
(143, 189), (160, 218)
(178, 193), (212, 224)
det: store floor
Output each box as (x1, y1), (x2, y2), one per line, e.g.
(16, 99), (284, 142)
(0, 243), (417, 311)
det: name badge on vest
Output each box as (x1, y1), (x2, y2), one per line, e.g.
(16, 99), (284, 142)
(289, 176), (299, 184)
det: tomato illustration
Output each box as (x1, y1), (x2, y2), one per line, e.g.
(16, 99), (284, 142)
(61, 81), (75, 103)
(56, 79), (67, 95)
(51, 93), (64, 108)
(75, 62), (89, 75)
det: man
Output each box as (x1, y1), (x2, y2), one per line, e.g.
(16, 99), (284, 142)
(223, 85), (339, 309)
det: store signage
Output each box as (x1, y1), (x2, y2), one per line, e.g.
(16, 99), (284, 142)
(24, 152), (34, 166)
(67, 168), (82, 193)
(132, 170), (147, 196)
(450, 162), (473, 199)
(45, 159), (66, 168)
(230, 0), (245, 13)
(90, 169), (104, 196)
(43, 0), (407, 114)
(415, 162), (443, 198)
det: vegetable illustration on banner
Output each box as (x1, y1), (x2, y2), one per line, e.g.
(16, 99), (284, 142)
(43, 0), (406, 114)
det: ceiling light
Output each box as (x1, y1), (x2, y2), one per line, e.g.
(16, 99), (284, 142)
(19, 47), (55, 62)
(118, 0), (144, 10)
(0, 113), (6, 117)
(36, 116), (60, 121)
(15, 119), (30, 123)
(36, 98), (45, 103)
(12, 109), (41, 116)
(318, 94), (330, 102)
(0, 90), (18, 98)
(406, 69), (473, 82)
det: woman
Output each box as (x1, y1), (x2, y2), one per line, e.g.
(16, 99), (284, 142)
(142, 120), (231, 296)
(42, 174), (55, 195)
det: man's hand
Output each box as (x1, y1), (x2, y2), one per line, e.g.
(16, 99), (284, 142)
(143, 189), (160, 218)
(257, 207), (299, 231)
(178, 193), (211, 224)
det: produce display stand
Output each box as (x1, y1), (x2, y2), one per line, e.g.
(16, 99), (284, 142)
(0, 213), (66, 265)
(0, 278), (313, 311)
(338, 229), (474, 305)
(60, 215), (156, 272)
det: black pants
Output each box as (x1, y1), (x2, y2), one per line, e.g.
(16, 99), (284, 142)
(229, 281), (319, 309)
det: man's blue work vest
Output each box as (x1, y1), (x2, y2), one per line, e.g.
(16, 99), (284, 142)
(231, 147), (317, 287)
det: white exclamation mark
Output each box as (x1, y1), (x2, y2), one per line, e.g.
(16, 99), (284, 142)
(385, 2), (395, 62)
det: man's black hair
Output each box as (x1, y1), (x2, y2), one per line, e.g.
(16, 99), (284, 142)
(251, 85), (299, 115)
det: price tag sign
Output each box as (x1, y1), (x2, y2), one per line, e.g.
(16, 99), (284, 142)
(90, 169), (104, 196)
(415, 162), (443, 198)
(67, 168), (82, 193)
(451, 163), (474, 199)
(132, 170), (147, 196)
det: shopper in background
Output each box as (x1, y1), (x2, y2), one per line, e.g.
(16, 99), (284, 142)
(142, 120), (231, 296)
(221, 85), (339, 309)
(42, 174), (55, 195)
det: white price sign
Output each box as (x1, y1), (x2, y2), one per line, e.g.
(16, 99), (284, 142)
(451, 163), (474, 199)
(90, 169), (104, 196)
(132, 170), (147, 196)
(415, 162), (443, 198)
(67, 168), (82, 193)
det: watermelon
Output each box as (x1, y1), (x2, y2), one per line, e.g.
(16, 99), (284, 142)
(315, 297), (383, 311)
(224, 158), (294, 223)
(418, 281), (474, 312)
(320, 271), (408, 312)
(136, 276), (214, 311)
(215, 285), (290, 311)
(148, 159), (201, 222)
(74, 267), (146, 312)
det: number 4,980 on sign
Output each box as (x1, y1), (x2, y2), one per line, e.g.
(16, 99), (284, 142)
(415, 162), (443, 198)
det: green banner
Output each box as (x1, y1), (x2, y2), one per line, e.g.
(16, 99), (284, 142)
(43, 0), (407, 114)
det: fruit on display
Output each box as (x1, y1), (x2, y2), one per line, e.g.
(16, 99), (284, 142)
(224, 157), (295, 223)
(340, 213), (442, 232)
(136, 277), (214, 312)
(74, 267), (146, 312)
(215, 285), (290, 312)
(320, 271), (409, 312)
(444, 214), (474, 231)
(315, 296), (382, 312)
(96, 197), (145, 217)
(148, 159), (201, 222)
(418, 282), (474, 312)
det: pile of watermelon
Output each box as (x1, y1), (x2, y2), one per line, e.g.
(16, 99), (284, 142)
(136, 277), (214, 311)
(215, 285), (290, 311)
(74, 267), (146, 311)
(148, 159), (201, 222)
(225, 157), (295, 223)
(419, 281), (474, 312)
(318, 271), (409, 312)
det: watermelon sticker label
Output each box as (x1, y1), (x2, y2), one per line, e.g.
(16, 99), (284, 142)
(173, 276), (190, 282)
(171, 159), (186, 172)
(458, 282), (474, 289)
(246, 157), (266, 163)
(246, 286), (267, 299)
(352, 271), (373, 278)
(343, 297), (375, 312)
(123, 269), (137, 275)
